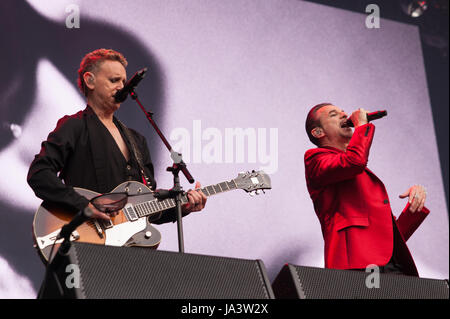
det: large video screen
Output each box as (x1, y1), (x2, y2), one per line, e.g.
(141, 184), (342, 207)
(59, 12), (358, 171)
(0, 0), (447, 298)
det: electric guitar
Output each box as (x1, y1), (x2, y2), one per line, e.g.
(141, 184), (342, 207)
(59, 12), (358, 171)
(32, 170), (271, 264)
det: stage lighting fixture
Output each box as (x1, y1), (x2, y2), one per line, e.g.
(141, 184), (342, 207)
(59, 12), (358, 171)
(400, 0), (429, 18)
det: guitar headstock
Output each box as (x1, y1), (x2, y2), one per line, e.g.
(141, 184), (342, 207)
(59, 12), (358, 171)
(234, 170), (271, 195)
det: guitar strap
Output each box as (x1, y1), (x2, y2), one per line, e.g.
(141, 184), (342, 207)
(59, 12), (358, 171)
(115, 119), (152, 189)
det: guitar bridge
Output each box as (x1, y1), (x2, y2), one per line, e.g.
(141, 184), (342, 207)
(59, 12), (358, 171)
(101, 219), (114, 229)
(36, 229), (80, 250)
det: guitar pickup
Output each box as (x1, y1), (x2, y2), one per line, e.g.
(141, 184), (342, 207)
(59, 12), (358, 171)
(124, 203), (138, 221)
(36, 229), (80, 250)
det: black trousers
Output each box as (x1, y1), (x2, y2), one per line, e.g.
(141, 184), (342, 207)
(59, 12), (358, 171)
(377, 256), (407, 275)
(349, 253), (407, 275)
(349, 259), (405, 275)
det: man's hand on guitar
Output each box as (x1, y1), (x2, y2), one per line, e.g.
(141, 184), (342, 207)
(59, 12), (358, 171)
(88, 202), (114, 220)
(183, 181), (207, 213)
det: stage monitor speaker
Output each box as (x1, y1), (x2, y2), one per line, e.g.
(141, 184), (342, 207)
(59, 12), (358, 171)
(39, 242), (274, 299)
(272, 264), (449, 299)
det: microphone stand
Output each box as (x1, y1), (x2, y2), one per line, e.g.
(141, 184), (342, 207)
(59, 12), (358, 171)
(129, 89), (193, 253)
(38, 210), (87, 299)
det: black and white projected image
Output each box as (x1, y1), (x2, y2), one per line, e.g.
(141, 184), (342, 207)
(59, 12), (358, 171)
(0, 0), (447, 298)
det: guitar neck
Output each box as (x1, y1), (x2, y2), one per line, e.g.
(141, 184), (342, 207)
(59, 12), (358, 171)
(198, 179), (239, 198)
(129, 179), (238, 219)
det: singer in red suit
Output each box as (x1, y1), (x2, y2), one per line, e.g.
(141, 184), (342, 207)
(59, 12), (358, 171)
(304, 103), (429, 276)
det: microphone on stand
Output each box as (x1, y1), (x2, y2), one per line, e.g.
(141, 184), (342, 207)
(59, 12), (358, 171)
(57, 207), (93, 241)
(342, 110), (387, 128)
(45, 206), (94, 274)
(114, 67), (148, 103)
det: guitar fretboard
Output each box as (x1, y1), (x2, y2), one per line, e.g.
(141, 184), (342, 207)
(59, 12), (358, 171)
(124, 179), (238, 220)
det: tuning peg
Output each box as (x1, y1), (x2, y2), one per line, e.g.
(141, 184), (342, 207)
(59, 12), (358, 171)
(249, 191), (255, 197)
(255, 190), (260, 195)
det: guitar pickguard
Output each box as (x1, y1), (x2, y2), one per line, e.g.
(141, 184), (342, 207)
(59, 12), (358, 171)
(104, 218), (147, 247)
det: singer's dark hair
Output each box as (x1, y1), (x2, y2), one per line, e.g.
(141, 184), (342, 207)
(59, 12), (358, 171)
(77, 48), (128, 97)
(305, 102), (332, 146)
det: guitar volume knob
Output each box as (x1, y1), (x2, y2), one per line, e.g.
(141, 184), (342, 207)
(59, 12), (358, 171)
(145, 231), (152, 239)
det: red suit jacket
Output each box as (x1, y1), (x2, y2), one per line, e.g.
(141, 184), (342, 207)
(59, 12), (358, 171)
(304, 124), (429, 276)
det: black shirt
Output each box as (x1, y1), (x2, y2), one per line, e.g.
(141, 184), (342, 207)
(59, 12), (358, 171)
(27, 105), (179, 224)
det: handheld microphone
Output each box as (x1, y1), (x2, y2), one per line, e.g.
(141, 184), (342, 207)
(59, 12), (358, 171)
(114, 67), (148, 103)
(342, 110), (387, 128)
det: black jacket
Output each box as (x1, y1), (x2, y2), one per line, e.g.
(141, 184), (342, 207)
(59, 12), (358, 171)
(27, 106), (179, 224)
